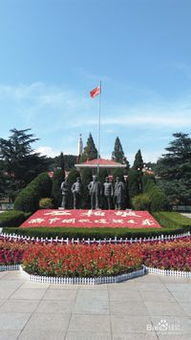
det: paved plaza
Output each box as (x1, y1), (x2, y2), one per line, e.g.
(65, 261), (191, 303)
(0, 271), (190, 339)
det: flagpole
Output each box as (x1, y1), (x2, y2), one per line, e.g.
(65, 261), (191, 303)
(97, 80), (101, 175)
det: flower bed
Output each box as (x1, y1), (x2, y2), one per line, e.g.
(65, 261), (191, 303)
(0, 240), (27, 265)
(1, 236), (191, 280)
(22, 243), (143, 278)
(143, 239), (191, 271)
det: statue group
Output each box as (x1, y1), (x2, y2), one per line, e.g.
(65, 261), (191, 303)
(61, 175), (126, 210)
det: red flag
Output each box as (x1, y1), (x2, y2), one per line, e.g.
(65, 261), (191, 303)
(90, 86), (101, 98)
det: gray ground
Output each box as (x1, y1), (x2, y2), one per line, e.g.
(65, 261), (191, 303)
(0, 271), (190, 339)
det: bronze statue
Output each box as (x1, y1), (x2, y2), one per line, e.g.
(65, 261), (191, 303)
(88, 175), (102, 209)
(103, 177), (113, 210)
(60, 178), (69, 209)
(71, 177), (82, 209)
(114, 177), (126, 210)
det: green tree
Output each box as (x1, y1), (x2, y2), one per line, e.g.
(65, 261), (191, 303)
(112, 137), (129, 167)
(133, 149), (144, 171)
(143, 162), (156, 172)
(59, 152), (65, 171)
(156, 132), (191, 205)
(80, 133), (98, 162)
(111, 168), (125, 181)
(67, 169), (80, 186)
(128, 169), (142, 199)
(0, 128), (48, 200)
(0, 171), (6, 199)
(98, 168), (108, 184)
(80, 168), (93, 209)
(48, 154), (77, 171)
(51, 169), (65, 208)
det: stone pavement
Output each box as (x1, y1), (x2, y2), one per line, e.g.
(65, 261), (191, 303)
(0, 271), (191, 339)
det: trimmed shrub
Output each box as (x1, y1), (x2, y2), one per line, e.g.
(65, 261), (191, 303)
(150, 189), (170, 211)
(34, 172), (52, 198)
(39, 198), (54, 209)
(3, 224), (190, 239)
(0, 210), (29, 228)
(14, 173), (52, 212)
(14, 187), (39, 213)
(132, 193), (151, 210)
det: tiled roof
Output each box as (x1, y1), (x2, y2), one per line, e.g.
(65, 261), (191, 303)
(75, 158), (126, 168)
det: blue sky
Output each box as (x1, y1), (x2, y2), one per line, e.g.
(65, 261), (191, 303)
(1, 0), (191, 165)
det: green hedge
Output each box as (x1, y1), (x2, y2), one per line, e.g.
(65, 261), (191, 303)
(14, 173), (52, 212)
(0, 210), (30, 228)
(3, 225), (190, 239)
(2, 211), (191, 239)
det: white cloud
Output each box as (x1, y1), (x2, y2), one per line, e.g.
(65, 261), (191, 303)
(36, 146), (60, 158)
(1, 82), (191, 130)
(74, 103), (191, 128)
(1, 81), (191, 164)
(141, 150), (164, 163)
(36, 145), (79, 157)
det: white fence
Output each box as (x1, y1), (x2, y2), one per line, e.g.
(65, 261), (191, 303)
(20, 266), (146, 285)
(0, 231), (190, 245)
(0, 264), (20, 271)
(145, 266), (191, 278)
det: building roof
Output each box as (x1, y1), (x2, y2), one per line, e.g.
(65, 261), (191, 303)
(75, 158), (126, 168)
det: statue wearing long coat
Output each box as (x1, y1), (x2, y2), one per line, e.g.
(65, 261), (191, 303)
(88, 176), (102, 209)
(114, 177), (126, 210)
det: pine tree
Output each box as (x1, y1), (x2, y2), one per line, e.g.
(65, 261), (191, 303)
(59, 152), (65, 171)
(80, 133), (98, 161)
(112, 137), (129, 167)
(156, 132), (191, 205)
(0, 128), (48, 199)
(133, 149), (144, 171)
(0, 171), (6, 199)
(157, 132), (191, 180)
